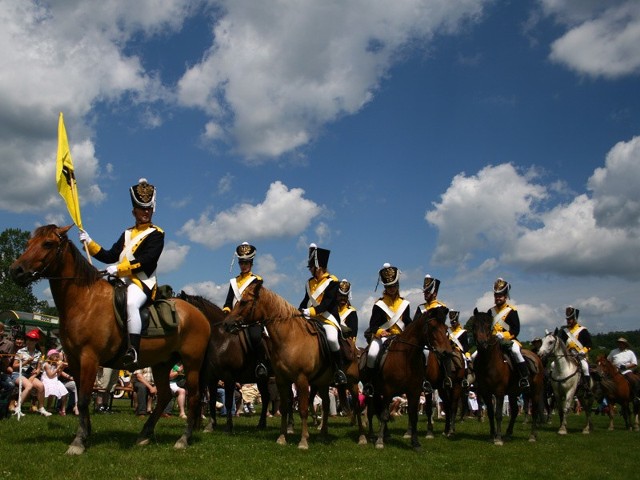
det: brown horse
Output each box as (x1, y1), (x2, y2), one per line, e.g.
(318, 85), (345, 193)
(420, 347), (466, 439)
(594, 355), (640, 431)
(177, 291), (271, 432)
(365, 308), (453, 450)
(469, 309), (544, 445)
(226, 279), (366, 449)
(9, 225), (211, 455)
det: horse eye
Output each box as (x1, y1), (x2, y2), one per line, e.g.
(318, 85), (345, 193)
(43, 241), (56, 249)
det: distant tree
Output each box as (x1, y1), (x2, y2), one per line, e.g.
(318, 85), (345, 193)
(0, 228), (43, 312)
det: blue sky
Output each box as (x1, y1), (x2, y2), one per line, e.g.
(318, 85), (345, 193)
(1, 0), (639, 346)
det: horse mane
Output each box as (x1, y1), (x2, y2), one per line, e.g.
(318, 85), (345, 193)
(178, 291), (223, 318)
(34, 225), (101, 287)
(254, 283), (300, 320)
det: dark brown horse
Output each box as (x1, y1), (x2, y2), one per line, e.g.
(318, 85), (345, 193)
(420, 347), (466, 439)
(470, 309), (544, 445)
(9, 225), (211, 454)
(226, 280), (365, 449)
(594, 355), (640, 431)
(365, 308), (453, 450)
(177, 291), (271, 432)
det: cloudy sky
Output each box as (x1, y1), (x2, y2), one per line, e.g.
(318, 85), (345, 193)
(1, 0), (639, 346)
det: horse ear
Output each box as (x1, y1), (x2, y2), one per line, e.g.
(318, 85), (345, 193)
(553, 327), (559, 336)
(473, 307), (479, 315)
(59, 225), (74, 236)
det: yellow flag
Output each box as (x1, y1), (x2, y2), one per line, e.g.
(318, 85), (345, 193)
(56, 112), (83, 229)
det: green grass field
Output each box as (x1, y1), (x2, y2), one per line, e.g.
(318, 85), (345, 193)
(0, 399), (636, 480)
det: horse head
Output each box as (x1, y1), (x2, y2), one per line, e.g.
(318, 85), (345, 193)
(225, 279), (264, 329)
(424, 308), (453, 356)
(10, 224), (74, 286)
(470, 308), (494, 349)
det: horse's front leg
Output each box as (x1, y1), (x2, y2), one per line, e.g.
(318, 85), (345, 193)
(504, 393), (519, 440)
(256, 378), (270, 430)
(296, 380), (311, 450)
(316, 386), (330, 439)
(139, 364), (173, 447)
(407, 392), (421, 451)
(66, 361), (98, 455)
(276, 383), (293, 445)
(224, 383), (235, 433)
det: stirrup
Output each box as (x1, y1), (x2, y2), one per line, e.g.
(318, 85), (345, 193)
(363, 383), (374, 397)
(422, 380), (433, 394)
(255, 363), (268, 379)
(519, 377), (530, 389)
(444, 376), (453, 389)
(462, 378), (469, 388)
(333, 369), (347, 385)
(122, 348), (138, 368)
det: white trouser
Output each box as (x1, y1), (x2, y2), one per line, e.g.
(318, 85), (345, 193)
(580, 358), (589, 376)
(367, 337), (388, 368)
(509, 341), (525, 363)
(323, 323), (340, 352)
(126, 284), (147, 335)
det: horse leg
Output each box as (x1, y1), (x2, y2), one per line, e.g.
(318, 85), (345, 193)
(580, 392), (593, 434)
(317, 386), (331, 440)
(491, 394), (504, 445)
(407, 393), (421, 451)
(557, 394), (569, 435)
(66, 359), (98, 455)
(224, 383), (235, 434)
(203, 377), (218, 433)
(375, 399), (390, 449)
(276, 382), (292, 445)
(296, 380), (311, 450)
(504, 394), (519, 441)
(423, 392), (435, 439)
(177, 361), (204, 449)
(256, 378), (270, 430)
(350, 385), (367, 446)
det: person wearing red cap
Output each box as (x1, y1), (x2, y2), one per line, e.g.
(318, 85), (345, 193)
(79, 178), (164, 369)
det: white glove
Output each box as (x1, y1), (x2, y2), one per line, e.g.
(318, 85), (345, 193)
(106, 265), (118, 276)
(79, 230), (92, 244)
(495, 332), (504, 340)
(301, 308), (311, 319)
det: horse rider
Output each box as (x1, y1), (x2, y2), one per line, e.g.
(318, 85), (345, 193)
(607, 337), (640, 400)
(558, 306), (592, 392)
(223, 242), (268, 379)
(413, 275), (449, 390)
(448, 310), (471, 387)
(299, 243), (347, 385)
(80, 178), (164, 369)
(337, 279), (358, 340)
(488, 278), (529, 389)
(361, 263), (412, 397)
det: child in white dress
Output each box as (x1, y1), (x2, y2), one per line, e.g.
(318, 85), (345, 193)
(41, 349), (69, 415)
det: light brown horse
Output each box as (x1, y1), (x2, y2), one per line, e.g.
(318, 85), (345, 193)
(225, 279), (366, 449)
(594, 355), (640, 431)
(9, 225), (211, 455)
(470, 309), (544, 445)
(365, 308), (453, 450)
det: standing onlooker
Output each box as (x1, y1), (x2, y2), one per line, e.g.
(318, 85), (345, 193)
(41, 349), (69, 415)
(166, 362), (187, 419)
(133, 367), (157, 417)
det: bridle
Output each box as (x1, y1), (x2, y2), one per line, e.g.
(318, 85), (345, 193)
(24, 231), (74, 282)
(541, 334), (580, 383)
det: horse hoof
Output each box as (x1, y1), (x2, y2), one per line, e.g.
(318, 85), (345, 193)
(557, 429), (567, 436)
(425, 433), (435, 440)
(403, 431), (411, 439)
(276, 436), (287, 446)
(298, 442), (309, 450)
(287, 427), (295, 435)
(358, 435), (368, 446)
(528, 436), (537, 443)
(65, 445), (85, 456)
(174, 438), (189, 450)
(494, 439), (503, 446)
(412, 445), (422, 452)
(582, 429), (591, 435)
(203, 424), (214, 433)
(137, 438), (151, 446)
(375, 442), (384, 450)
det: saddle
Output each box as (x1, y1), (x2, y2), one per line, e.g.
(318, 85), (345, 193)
(112, 282), (180, 338)
(307, 318), (354, 364)
(499, 344), (539, 375)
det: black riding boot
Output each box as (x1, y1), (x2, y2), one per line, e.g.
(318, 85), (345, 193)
(332, 351), (347, 386)
(517, 361), (530, 389)
(581, 374), (591, 392)
(361, 366), (375, 397)
(123, 333), (141, 369)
